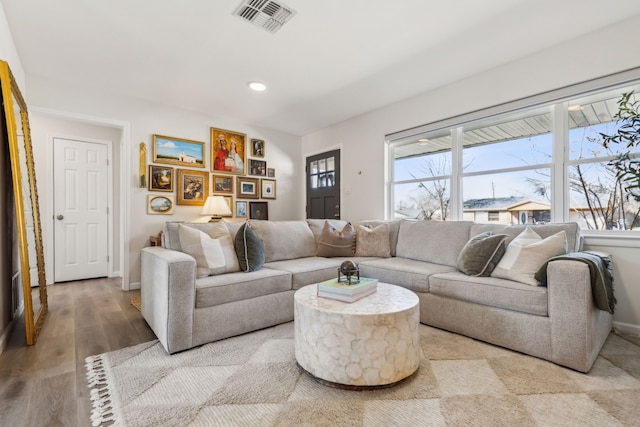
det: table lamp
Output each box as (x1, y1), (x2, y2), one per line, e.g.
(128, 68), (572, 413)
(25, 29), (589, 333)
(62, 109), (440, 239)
(201, 195), (232, 222)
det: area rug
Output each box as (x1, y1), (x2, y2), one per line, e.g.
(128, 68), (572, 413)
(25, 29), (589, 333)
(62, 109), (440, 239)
(85, 323), (640, 426)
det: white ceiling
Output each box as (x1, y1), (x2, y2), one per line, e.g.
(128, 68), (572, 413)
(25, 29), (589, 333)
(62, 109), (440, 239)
(3, 0), (640, 136)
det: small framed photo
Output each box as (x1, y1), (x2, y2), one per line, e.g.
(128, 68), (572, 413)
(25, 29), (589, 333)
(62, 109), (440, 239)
(236, 176), (259, 199)
(251, 138), (265, 158)
(147, 195), (175, 215)
(177, 169), (209, 206)
(211, 127), (247, 175)
(153, 135), (205, 168)
(149, 165), (174, 192)
(235, 200), (248, 218)
(212, 174), (233, 194)
(249, 159), (267, 176)
(267, 168), (275, 178)
(261, 179), (276, 199)
(249, 201), (268, 220)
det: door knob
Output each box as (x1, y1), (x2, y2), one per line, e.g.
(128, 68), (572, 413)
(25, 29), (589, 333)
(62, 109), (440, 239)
(56, 214), (64, 220)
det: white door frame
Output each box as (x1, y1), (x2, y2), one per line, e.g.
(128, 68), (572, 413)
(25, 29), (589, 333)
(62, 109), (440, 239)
(35, 107), (132, 290)
(52, 136), (112, 281)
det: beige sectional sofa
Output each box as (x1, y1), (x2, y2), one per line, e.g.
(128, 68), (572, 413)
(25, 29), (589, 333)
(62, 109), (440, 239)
(140, 219), (613, 372)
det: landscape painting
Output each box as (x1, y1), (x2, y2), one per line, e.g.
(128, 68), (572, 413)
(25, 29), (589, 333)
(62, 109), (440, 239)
(153, 134), (205, 168)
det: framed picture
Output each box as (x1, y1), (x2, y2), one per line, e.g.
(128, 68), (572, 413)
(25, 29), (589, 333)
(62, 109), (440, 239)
(211, 127), (247, 175)
(177, 169), (209, 205)
(149, 165), (174, 192)
(235, 200), (248, 218)
(249, 159), (267, 176)
(251, 138), (265, 158)
(147, 195), (175, 215)
(267, 168), (275, 177)
(249, 202), (268, 220)
(153, 135), (205, 168)
(261, 179), (276, 199)
(236, 176), (259, 199)
(212, 174), (233, 194)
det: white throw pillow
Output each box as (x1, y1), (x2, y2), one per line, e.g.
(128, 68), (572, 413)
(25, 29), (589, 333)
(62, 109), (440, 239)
(178, 224), (239, 278)
(491, 227), (567, 286)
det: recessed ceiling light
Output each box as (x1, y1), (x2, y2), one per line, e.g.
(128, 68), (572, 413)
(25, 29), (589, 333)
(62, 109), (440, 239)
(248, 82), (267, 91)
(568, 105), (583, 112)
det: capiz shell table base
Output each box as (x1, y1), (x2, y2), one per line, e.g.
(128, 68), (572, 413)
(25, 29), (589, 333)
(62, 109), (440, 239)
(294, 283), (420, 387)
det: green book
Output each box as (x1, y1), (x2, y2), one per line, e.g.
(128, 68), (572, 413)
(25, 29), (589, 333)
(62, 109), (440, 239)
(317, 277), (378, 295)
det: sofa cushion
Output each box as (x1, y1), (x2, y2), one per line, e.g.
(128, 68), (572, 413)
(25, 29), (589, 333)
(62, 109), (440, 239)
(357, 220), (401, 257)
(316, 222), (355, 257)
(195, 268), (292, 308)
(358, 257), (456, 293)
(429, 271), (548, 316)
(457, 232), (508, 277)
(470, 222), (581, 252)
(235, 222), (265, 272)
(491, 228), (567, 286)
(395, 220), (474, 267)
(249, 220), (317, 262)
(177, 224), (240, 278)
(264, 257), (342, 290)
(355, 223), (391, 258)
(306, 219), (348, 243)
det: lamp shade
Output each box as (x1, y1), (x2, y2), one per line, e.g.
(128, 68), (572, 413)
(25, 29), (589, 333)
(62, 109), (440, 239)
(201, 195), (232, 220)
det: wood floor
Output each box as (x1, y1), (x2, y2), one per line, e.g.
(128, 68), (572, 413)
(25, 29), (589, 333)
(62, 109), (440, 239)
(0, 277), (156, 426)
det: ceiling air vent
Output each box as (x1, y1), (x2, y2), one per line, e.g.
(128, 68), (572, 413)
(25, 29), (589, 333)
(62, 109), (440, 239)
(234, 0), (297, 34)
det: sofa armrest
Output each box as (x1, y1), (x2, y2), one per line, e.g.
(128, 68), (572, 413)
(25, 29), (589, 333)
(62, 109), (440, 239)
(141, 246), (197, 354)
(547, 259), (612, 372)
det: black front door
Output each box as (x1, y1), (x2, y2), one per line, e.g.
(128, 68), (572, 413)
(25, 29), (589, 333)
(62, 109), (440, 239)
(306, 149), (340, 219)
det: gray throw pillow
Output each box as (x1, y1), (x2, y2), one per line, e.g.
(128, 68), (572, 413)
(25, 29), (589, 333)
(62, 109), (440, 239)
(316, 221), (355, 257)
(235, 222), (265, 272)
(457, 232), (508, 277)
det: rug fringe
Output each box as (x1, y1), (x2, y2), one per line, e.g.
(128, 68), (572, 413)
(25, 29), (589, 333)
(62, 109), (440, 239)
(85, 354), (119, 426)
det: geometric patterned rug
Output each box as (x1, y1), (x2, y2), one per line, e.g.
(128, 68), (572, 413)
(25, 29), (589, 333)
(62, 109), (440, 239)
(85, 322), (640, 426)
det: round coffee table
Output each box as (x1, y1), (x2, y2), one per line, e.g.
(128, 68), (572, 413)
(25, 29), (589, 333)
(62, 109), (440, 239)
(294, 282), (420, 388)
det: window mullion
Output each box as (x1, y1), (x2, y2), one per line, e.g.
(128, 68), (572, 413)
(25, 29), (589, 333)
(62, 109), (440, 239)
(450, 127), (463, 221)
(551, 102), (568, 223)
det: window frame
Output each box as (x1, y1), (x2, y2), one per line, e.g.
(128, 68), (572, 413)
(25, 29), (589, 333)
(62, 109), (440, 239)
(386, 67), (640, 237)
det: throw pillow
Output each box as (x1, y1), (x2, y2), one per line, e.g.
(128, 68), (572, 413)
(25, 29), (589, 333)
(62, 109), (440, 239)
(235, 222), (265, 272)
(316, 221), (356, 257)
(178, 224), (227, 278)
(491, 227), (567, 286)
(205, 221), (240, 274)
(355, 223), (391, 258)
(457, 232), (508, 276)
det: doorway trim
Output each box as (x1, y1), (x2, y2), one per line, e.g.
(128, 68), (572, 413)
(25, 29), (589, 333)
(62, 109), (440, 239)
(33, 107), (132, 290)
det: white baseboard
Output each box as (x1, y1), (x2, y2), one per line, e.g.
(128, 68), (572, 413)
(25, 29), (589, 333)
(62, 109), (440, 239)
(613, 321), (640, 337)
(0, 320), (17, 356)
(128, 281), (141, 290)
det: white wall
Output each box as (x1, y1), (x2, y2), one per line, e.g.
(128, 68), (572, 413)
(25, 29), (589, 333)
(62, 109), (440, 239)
(302, 16), (640, 330)
(25, 75), (303, 287)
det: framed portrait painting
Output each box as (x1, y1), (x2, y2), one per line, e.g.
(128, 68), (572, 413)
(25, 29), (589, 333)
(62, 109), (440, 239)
(210, 127), (247, 175)
(250, 138), (265, 158)
(235, 200), (248, 218)
(177, 169), (209, 206)
(249, 202), (268, 220)
(212, 174), (233, 194)
(261, 179), (276, 199)
(153, 135), (205, 168)
(149, 165), (174, 192)
(236, 176), (259, 199)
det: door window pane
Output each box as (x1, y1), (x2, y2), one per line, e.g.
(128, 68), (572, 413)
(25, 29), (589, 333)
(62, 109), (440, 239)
(327, 157), (335, 172)
(318, 159), (326, 173)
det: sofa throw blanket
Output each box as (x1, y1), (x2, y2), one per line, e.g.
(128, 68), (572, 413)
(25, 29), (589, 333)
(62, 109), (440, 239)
(535, 251), (616, 314)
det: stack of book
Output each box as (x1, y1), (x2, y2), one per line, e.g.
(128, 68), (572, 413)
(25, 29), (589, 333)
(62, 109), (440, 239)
(317, 277), (378, 303)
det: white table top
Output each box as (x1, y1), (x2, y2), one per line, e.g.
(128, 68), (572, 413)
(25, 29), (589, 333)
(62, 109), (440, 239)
(295, 282), (419, 315)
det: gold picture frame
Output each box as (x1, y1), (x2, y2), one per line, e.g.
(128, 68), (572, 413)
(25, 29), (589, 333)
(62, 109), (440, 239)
(153, 134), (205, 168)
(177, 169), (209, 206)
(212, 174), (233, 194)
(236, 176), (259, 199)
(149, 165), (174, 192)
(261, 179), (276, 199)
(147, 195), (175, 214)
(211, 127), (247, 175)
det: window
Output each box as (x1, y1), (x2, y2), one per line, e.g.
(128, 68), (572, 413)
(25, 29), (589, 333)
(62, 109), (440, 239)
(309, 156), (336, 189)
(388, 77), (640, 232)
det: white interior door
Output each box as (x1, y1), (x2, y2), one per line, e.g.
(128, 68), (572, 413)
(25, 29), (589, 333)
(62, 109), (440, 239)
(53, 138), (109, 282)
